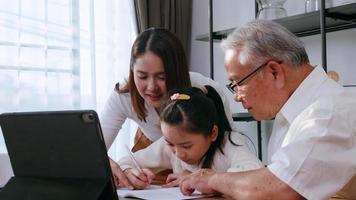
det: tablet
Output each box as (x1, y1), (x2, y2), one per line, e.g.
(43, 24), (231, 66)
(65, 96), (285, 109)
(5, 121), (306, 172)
(0, 110), (117, 200)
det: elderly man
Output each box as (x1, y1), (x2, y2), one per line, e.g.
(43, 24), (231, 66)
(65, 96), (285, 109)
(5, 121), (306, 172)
(179, 20), (356, 199)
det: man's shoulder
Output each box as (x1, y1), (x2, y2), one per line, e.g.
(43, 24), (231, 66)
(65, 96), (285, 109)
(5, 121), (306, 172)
(312, 89), (356, 111)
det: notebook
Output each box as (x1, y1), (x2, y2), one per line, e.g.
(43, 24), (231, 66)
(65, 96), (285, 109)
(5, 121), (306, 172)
(117, 185), (212, 200)
(0, 110), (118, 200)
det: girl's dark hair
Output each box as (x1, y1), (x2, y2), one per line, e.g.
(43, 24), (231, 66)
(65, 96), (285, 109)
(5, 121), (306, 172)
(116, 27), (191, 121)
(160, 85), (237, 168)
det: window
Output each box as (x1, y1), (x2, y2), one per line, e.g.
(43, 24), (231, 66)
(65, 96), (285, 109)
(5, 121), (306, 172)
(0, 0), (137, 154)
(0, 0), (84, 112)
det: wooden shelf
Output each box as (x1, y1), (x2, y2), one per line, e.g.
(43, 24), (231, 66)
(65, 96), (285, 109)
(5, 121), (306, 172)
(195, 2), (356, 41)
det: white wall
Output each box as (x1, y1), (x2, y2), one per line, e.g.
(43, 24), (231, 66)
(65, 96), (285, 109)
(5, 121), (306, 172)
(190, 0), (356, 163)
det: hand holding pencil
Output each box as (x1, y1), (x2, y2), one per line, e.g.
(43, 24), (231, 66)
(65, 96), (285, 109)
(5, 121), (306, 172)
(109, 157), (134, 189)
(123, 145), (155, 189)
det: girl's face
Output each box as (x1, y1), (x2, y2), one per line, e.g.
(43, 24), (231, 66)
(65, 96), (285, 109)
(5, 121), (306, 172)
(133, 51), (167, 108)
(161, 122), (218, 165)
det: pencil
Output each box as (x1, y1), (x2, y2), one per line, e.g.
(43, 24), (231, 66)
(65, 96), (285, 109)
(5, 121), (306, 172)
(124, 144), (144, 173)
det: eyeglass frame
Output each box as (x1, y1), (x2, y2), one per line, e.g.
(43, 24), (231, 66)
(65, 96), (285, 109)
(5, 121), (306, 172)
(226, 60), (283, 94)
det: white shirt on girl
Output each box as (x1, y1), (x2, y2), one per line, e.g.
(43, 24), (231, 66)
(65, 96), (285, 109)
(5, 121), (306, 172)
(118, 132), (262, 174)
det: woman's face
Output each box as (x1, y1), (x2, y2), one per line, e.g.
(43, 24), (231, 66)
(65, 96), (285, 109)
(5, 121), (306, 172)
(161, 122), (218, 166)
(133, 51), (167, 108)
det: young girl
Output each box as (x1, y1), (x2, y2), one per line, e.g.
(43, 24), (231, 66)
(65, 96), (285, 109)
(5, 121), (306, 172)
(100, 28), (235, 188)
(118, 86), (262, 189)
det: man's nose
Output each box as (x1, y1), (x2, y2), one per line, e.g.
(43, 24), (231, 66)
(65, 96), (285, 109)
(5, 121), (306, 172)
(234, 93), (243, 102)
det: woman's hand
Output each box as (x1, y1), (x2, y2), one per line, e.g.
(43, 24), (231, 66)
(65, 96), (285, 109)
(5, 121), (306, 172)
(109, 158), (134, 189)
(124, 168), (155, 189)
(161, 170), (191, 188)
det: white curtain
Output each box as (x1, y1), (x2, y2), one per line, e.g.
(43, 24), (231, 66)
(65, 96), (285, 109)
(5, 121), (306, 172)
(92, 0), (138, 161)
(0, 0), (138, 178)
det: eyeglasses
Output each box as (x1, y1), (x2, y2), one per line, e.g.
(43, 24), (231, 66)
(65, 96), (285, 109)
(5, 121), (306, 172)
(226, 60), (282, 94)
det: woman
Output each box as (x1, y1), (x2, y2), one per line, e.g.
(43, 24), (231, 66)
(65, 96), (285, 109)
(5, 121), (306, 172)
(100, 28), (236, 189)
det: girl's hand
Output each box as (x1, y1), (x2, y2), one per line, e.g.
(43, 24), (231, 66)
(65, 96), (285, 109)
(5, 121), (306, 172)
(180, 169), (218, 195)
(124, 168), (155, 189)
(109, 158), (134, 189)
(161, 170), (191, 188)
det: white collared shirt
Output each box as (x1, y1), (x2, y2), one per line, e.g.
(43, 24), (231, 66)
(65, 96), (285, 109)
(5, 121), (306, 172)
(267, 66), (356, 200)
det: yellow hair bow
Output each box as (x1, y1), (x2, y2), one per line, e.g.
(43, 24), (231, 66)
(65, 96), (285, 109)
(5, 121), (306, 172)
(170, 93), (190, 100)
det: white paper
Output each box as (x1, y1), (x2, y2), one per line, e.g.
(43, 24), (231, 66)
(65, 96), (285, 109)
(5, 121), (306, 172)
(117, 185), (209, 200)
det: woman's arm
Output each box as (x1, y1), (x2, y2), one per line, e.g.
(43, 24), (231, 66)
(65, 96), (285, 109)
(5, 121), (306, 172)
(109, 157), (133, 189)
(100, 91), (131, 148)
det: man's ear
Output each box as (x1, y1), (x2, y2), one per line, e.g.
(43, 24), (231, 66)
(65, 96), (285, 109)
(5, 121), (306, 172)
(210, 125), (219, 142)
(267, 61), (286, 89)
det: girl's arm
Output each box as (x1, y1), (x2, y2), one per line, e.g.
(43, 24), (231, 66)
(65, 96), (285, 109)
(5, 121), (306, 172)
(117, 138), (173, 189)
(118, 137), (172, 174)
(123, 168), (155, 189)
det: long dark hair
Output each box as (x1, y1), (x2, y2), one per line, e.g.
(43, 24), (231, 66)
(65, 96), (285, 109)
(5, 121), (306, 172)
(116, 28), (191, 121)
(160, 86), (237, 168)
